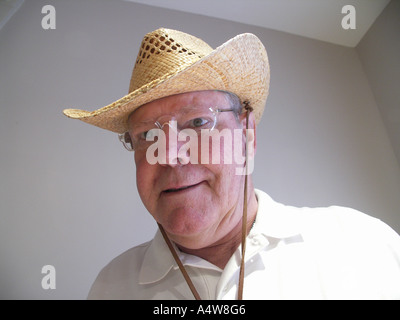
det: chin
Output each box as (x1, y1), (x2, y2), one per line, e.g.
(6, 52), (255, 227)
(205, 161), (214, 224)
(162, 211), (213, 242)
(165, 218), (208, 237)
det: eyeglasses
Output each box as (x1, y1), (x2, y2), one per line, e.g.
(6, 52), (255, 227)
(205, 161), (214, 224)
(118, 106), (238, 151)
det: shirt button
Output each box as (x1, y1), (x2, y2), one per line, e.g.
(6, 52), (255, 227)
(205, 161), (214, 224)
(251, 237), (260, 246)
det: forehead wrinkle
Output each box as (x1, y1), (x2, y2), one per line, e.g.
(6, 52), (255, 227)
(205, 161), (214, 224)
(127, 91), (229, 128)
(133, 104), (199, 122)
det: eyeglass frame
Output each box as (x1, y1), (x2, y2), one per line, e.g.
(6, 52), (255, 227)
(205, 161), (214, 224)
(118, 106), (239, 151)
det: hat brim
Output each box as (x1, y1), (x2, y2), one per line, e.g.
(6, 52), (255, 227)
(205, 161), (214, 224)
(63, 33), (270, 134)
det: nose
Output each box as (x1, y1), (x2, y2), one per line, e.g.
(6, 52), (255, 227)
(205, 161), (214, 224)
(157, 120), (188, 167)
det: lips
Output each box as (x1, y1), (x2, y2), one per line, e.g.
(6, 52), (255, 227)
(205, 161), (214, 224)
(163, 181), (203, 194)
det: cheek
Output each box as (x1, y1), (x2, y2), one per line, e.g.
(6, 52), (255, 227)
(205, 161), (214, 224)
(135, 153), (155, 204)
(204, 162), (243, 202)
(197, 129), (245, 167)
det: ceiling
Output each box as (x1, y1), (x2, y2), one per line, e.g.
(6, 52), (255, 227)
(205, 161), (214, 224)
(125, 0), (390, 47)
(0, 0), (24, 30)
(0, 0), (390, 47)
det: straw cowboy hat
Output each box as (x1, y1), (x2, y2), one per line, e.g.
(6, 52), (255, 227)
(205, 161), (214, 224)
(63, 28), (270, 134)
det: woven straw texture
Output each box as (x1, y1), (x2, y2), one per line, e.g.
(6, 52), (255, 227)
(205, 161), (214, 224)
(63, 28), (270, 133)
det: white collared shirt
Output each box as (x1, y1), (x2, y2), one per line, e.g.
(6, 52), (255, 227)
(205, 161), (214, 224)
(88, 189), (400, 300)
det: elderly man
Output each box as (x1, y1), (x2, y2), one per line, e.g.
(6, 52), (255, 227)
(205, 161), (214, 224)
(64, 28), (400, 300)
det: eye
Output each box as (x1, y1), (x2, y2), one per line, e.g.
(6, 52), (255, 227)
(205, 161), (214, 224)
(190, 117), (209, 128)
(139, 131), (148, 140)
(139, 129), (158, 140)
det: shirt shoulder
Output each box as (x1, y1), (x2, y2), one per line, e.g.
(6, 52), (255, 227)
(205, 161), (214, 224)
(87, 240), (151, 300)
(255, 189), (400, 254)
(255, 189), (400, 245)
(296, 204), (400, 245)
(295, 205), (400, 294)
(255, 190), (400, 298)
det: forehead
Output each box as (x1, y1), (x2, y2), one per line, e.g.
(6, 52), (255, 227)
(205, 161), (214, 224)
(128, 91), (229, 124)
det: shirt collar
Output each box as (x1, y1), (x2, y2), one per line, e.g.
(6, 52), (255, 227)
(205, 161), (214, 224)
(138, 230), (175, 284)
(139, 189), (303, 285)
(252, 189), (303, 239)
(138, 229), (224, 284)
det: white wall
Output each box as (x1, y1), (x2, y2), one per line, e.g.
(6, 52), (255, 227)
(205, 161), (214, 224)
(1, 0), (399, 299)
(356, 0), (400, 166)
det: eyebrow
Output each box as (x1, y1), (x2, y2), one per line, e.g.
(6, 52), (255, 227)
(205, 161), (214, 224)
(178, 105), (205, 115)
(131, 120), (155, 131)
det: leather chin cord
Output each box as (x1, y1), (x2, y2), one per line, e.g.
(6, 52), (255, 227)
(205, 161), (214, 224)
(158, 103), (253, 300)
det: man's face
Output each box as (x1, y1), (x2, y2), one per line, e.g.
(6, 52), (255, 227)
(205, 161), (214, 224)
(128, 91), (254, 249)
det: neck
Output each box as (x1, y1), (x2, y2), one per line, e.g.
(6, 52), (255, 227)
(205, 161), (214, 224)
(176, 189), (258, 269)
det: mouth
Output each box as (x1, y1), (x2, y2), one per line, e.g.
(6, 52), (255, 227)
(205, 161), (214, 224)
(162, 181), (204, 194)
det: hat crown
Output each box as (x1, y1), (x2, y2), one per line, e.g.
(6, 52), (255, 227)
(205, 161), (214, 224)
(129, 28), (214, 93)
